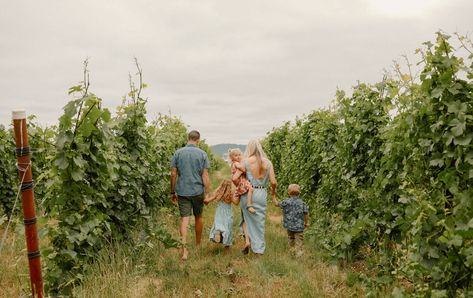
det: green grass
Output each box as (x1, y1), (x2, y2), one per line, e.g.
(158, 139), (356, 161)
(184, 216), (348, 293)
(1, 167), (365, 297)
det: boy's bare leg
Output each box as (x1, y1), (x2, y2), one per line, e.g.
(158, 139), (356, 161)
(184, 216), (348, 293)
(247, 188), (256, 214)
(180, 216), (190, 260)
(195, 215), (203, 245)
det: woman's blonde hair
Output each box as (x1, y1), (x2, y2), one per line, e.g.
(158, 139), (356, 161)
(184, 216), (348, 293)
(288, 184), (301, 196)
(244, 139), (268, 176)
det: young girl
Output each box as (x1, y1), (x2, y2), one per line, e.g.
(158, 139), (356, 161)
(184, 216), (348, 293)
(228, 148), (255, 214)
(204, 179), (239, 249)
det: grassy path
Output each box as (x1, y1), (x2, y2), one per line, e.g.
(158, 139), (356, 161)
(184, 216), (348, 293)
(79, 167), (363, 297)
(1, 167), (365, 297)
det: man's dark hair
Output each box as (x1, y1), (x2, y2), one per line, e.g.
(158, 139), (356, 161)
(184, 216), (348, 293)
(188, 130), (200, 141)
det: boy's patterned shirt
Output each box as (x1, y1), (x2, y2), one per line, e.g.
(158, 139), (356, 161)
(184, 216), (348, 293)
(279, 196), (309, 232)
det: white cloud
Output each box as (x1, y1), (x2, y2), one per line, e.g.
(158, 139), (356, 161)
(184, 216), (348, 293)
(0, 0), (472, 145)
(364, 0), (446, 18)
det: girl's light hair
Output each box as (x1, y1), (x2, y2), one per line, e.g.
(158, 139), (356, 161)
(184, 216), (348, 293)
(228, 148), (242, 162)
(288, 184), (301, 196)
(244, 139), (268, 176)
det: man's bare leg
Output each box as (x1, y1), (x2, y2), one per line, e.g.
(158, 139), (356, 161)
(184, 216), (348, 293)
(180, 216), (190, 260)
(195, 215), (203, 245)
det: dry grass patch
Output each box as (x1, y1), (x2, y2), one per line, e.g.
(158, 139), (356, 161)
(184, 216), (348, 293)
(0, 223), (41, 297)
(131, 276), (163, 297)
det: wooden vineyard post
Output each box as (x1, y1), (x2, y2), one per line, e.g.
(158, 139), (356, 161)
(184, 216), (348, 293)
(12, 110), (43, 298)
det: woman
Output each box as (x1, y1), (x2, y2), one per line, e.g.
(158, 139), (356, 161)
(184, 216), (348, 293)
(233, 139), (277, 254)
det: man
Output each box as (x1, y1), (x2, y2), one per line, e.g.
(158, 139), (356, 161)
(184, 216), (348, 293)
(170, 130), (210, 260)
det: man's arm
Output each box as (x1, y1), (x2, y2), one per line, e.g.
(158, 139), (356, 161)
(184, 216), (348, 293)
(170, 168), (178, 204)
(202, 168), (209, 197)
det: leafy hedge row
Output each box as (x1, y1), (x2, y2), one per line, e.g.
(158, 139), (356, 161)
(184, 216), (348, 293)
(0, 125), (16, 216)
(0, 119), (55, 217)
(263, 33), (473, 296)
(0, 64), (222, 294)
(43, 70), (225, 292)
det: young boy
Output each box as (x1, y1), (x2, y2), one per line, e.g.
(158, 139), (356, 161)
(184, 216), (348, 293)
(272, 184), (309, 257)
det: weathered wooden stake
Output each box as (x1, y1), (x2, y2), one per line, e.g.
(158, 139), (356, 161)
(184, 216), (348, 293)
(12, 110), (43, 298)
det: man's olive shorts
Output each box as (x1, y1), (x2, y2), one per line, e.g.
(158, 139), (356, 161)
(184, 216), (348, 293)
(177, 193), (204, 217)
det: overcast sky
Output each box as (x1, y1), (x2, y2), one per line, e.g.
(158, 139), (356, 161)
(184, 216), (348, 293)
(0, 1), (471, 145)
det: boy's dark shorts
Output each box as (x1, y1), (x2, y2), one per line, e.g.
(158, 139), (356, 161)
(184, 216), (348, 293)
(177, 193), (205, 217)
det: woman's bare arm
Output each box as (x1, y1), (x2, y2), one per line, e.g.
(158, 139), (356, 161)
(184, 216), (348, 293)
(269, 161), (277, 199)
(234, 161), (246, 172)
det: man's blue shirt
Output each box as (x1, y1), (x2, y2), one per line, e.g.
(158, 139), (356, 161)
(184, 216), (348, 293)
(171, 144), (210, 196)
(279, 196), (309, 232)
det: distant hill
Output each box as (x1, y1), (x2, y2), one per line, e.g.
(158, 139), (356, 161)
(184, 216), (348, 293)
(211, 143), (246, 158)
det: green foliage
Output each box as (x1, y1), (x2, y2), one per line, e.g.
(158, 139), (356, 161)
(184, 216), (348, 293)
(26, 116), (57, 203)
(0, 115), (56, 217)
(44, 93), (119, 292)
(113, 95), (156, 225)
(0, 125), (16, 215)
(42, 64), (221, 293)
(263, 32), (473, 295)
(199, 141), (226, 171)
(150, 114), (187, 204)
(383, 33), (473, 295)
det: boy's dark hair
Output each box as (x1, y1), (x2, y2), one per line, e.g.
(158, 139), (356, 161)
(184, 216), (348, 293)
(188, 130), (200, 141)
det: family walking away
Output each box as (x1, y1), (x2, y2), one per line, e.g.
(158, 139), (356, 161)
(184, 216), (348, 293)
(170, 131), (308, 260)
(170, 130), (210, 260)
(272, 184), (310, 257)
